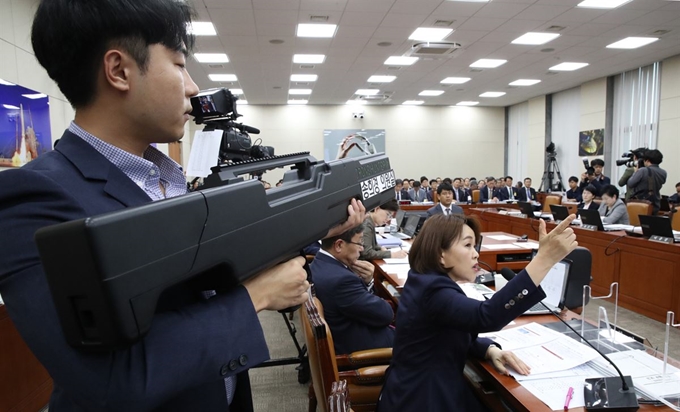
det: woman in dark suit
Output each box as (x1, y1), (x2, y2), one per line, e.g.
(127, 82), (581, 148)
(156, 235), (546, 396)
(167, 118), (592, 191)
(578, 184), (599, 211)
(376, 214), (578, 411)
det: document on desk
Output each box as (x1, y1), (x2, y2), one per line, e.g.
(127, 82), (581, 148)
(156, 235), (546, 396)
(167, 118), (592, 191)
(481, 244), (522, 251)
(478, 322), (562, 351)
(512, 337), (599, 375)
(486, 235), (518, 241)
(518, 376), (588, 411)
(512, 241), (539, 249)
(380, 264), (410, 279)
(383, 258), (409, 264)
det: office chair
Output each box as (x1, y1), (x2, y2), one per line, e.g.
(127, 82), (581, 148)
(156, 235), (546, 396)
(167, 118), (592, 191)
(472, 189), (480, 204)
(301, 297), (391, 412)
(328, 380), (353, 412)
(542, 194), (562, 212)
(625, 200), (652, 226)
(673, 206), (680, 231)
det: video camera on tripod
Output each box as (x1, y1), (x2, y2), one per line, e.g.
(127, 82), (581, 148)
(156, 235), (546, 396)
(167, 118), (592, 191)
(190, 88), (274, 163)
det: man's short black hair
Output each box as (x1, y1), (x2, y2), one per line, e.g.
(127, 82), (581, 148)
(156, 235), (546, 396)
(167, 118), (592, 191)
(590, 159), (605, 167)
(643, 149), (663, 165)
(569, 176), (579, 183)
(676, 182), (680, 188)
(429, 179), (437, 185)
(524, 177), (531, 182)
(600, 184), (619, 199)
(443, 178), (452, 185)
(437, 182), (454, 195)
(395, 179), (403, 186)
(505, 176), (513, 181)
(31, 0), (195, 108)
(320, 224), (365, 250)
(420, 176), (428, 183)
(453, 177), (462, 182)
(412, 181), (421, 188)
(486, 176), (495, 182)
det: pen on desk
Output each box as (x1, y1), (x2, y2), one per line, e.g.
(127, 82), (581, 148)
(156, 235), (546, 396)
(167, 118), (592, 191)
(564, 386), (574, 411)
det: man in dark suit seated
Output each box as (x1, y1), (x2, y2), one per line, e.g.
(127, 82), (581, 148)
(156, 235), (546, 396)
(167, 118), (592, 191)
(452, 177), (467, 203)
(408, 181), (428, 202)
(426, 179), (438, 201)
(427, 183), (464, 217)
(498, 176), (519, 201)
(394, 179), (411, 201)
(478, 177), (501, 203)
(565, 176), (583, 202)
(519, 177), (537, 202)
(310, 225), (395, 354)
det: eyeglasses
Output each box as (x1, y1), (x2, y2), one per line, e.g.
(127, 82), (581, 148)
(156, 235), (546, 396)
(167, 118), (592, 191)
(346, 241), (365, 248)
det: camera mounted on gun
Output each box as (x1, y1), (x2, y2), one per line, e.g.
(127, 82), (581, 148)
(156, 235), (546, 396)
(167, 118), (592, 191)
(615, 147), (646, 168)
(189, 88), (274, 163)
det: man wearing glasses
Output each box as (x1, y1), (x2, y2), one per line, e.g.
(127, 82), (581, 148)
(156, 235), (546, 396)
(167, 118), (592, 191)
(310, 224), (396, 354)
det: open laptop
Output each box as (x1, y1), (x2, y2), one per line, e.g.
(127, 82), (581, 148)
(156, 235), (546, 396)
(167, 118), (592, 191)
(395, 209), (406, 229)
(517, 201), (538, 219)
(549, 204), (571, 222)
(522, 259), (571, 315)
(660, 196), (671, 212)
(639, 215), (680, 243)
(578, 208), (623, 231)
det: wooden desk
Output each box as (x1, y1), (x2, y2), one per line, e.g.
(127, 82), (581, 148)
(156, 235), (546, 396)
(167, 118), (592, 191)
(400, 203), (521, 213)
(0, 304), (52, 412)
(466, 208), (680, 323)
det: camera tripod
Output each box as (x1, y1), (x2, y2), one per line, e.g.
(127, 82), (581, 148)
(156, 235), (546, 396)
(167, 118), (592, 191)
(539, 155), (565, 192)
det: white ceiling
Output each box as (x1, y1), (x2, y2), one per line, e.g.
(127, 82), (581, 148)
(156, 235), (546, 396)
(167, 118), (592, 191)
(185, 0), (680, 107)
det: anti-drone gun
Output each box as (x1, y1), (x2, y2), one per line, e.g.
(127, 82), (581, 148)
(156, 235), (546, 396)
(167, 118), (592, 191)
(35, 152), (397, 351)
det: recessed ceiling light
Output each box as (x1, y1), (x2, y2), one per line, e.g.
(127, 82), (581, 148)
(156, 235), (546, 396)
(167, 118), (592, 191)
(408, 28), (453, 42)
(511, 32), (560, 45)
(0, 79), (16, 86)
(208, 74), (237, 82)
(22, 93), (48, 99)
(479, 92), (506, 98)
(289, 89), (312, 95)
(194, 53), (229, 63)
(296, 23), (337, 38)
(346, 100), (367, 105)
(577, 0), (632, 9)
(291, 74), (318, 82)
(288, 99), (308, 105)
(384, 56), (418, 66)
(402, 100), (424, 105)
(368, 75), (396, 83)
(188, 22), (217, 36)
(419, 90), (444, 96)
(549, 62), (589, 71)
(456, 101), (479, 106)
(2, 104), (20, 109)
(441, 77), (471, 84)
(293, 54), (326, 64)
(606, 37), (659, 49)
(509, 79), (541, 86)
(470, 59), (507, 68)
(230, 89), (244, 95)
(237, 100), (248, 105)
(356, 89), (380, 95)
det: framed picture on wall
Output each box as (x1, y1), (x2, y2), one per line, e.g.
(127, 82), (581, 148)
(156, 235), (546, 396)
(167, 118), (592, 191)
(578, 128), (604, 156)
(0, 80), (52, 167)
(323, 129), (386, 161)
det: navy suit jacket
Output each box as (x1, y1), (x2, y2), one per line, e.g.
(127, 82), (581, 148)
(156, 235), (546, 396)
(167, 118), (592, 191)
(0, 131), (269, 411)
(566, 188), (583, 203)
(498, 185), (520, 201)
(519, 187), (537, 202)
(478, 187), (502, 203)
(426, 203), (464, 217)
(310, 252), (394, 354)
(377, 270), (545, 411)
(395, 189), (411, 201)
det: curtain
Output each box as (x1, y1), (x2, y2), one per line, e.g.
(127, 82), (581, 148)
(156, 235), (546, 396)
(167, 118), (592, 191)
(550, 88), (581, 191)
(507, 102), (528, 182)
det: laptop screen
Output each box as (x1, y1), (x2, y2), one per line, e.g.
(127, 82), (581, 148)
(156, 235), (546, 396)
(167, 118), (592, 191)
(395, 209), (406, 228)
(541, 260), (570, 308)
(402, 215), (419, 237)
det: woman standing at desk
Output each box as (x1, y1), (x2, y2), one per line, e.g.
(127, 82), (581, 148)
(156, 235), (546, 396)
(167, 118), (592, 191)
(376, 214), (578, 411)
(578, 184), (599, 211)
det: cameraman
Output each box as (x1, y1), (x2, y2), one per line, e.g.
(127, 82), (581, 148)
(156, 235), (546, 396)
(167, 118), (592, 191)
(627, 149), (667, 214)
(617, 148), (645, 200)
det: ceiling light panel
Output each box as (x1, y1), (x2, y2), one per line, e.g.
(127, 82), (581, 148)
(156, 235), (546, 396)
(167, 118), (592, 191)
(289, 89), (313, 95)
(194, 53), (229, 63)
(456, 101), (479, 106)
(291, 74), (318, 82)
(479, 92), (506, 98)
(549, 62), (589, 71)
(288, 100), (308, 105)
(419, 90), (444, 96)
(509, 79), (541, 86)
(22, 93), (48, 99)
(293, 54), (326, 64)
(470, 59), (507, 68)
(577, 0), (632, 9)
(296, 24), (337, 38)
(208, 74), (238, 82)
(188, 22), (216, 36)
(356, 89), (380, 95)
(368, 75), (396, 83)
(606, 37), (659, 49)
(402, 100), (425, 105)
(511, 32), (560, 45)
(384, 56), (418, 66)
(441, 77), (471, 84)
(408, 28), (453, 42)
(230, 89), (244, 95)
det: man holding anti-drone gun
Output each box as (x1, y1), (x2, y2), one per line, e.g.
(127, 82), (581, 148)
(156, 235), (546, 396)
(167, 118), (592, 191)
(0, 1), (386, 411)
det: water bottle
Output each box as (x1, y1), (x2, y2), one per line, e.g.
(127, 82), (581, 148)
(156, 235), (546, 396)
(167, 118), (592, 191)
(467, 195), (472, 205)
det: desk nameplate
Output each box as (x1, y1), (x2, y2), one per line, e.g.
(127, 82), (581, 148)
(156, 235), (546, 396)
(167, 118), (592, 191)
(580, 224), (598, 231)
(650, 235), (674, 245)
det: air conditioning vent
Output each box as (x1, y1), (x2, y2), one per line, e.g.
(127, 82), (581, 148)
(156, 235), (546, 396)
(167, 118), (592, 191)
(300, 64), (315, 69)
(469, 68), (483, 73)
(434, 20), (455, 27)
(407, 42), (462, 58)
(208, 64), (224, 69)
(357, 93), (391, 102)
(386, 66), (402, 70)
(310, 15), (329, 22)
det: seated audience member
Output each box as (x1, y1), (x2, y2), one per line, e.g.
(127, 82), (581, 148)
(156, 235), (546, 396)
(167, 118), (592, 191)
(499, 176), (518, 201)
(427, 183), (464, 217)
(591, 158), (611, 186)
(598, 185), (629, 225)
(463, 178), (471, 192)
(670, 182), (680, 204)
(376, 214), (578, 411)
(408, 181), (428, 202)
(578, 185), (599, 211)
(427, 180), (438, 201)
(469, 180), (478, 192)
(361, 200), (408, 260)
(516, 181), (523, 190)
(420, 176), (430, 192)
(565, 176), (582, 203)
(519, 177), (536, 202)
(477, 179), (486, 190)
(442, 177), (452, 185)
(402, 179), (411, 192)
(311, 225), (395, 354)
(452, 177), (466, 203)
(394, 179), (411, 201)
(479, 177), (501, 203)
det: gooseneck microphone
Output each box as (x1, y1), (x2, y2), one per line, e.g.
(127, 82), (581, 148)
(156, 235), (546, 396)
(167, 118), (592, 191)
(500, 268), (639, 412)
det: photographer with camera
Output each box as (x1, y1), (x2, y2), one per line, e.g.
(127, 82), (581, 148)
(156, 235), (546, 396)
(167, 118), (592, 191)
(626, 149), (667, 214)
(617, 148), (646, 200)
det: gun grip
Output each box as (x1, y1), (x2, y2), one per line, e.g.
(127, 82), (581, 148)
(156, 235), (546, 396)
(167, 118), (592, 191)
(278, 250), (313, 314)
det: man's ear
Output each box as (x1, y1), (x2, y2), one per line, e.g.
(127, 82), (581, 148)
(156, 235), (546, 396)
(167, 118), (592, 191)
(102, 49), (134, 92)
(334, 239), (344, 253)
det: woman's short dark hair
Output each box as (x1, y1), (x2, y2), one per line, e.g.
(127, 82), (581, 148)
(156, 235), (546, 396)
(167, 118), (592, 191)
(379, 199), (399, 213)
(600, 184), (619, 199)
(583, 184), (599, 197)
(31, 0), (195, 108)
(320, 224), (364, 250)
(409, 215), (481, 274)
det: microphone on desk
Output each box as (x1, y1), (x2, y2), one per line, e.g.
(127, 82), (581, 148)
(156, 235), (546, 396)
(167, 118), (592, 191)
(500, 267), (639, 412)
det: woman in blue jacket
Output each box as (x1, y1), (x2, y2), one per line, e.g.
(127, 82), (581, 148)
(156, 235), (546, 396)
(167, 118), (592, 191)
(377, 213), (578, 411)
